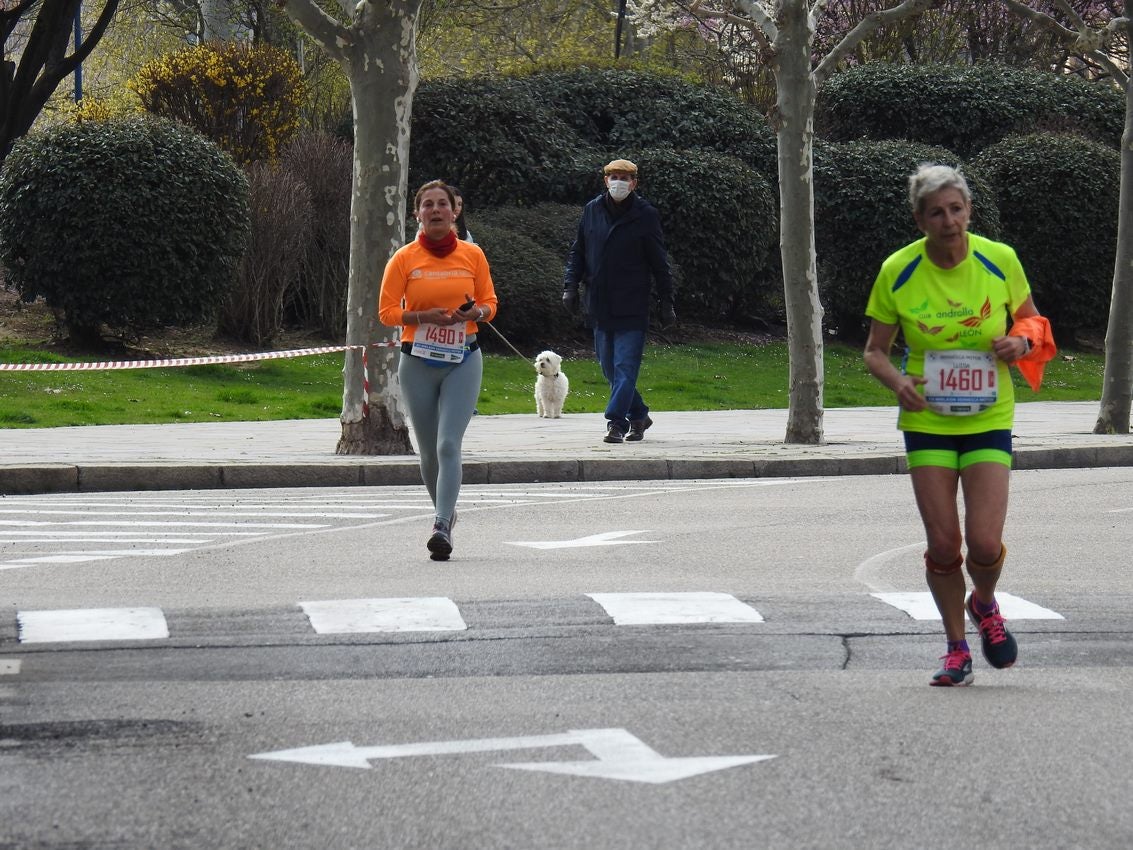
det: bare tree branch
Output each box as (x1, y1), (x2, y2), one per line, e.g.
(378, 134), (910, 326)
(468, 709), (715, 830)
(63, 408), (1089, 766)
(813, 0), (936, 85)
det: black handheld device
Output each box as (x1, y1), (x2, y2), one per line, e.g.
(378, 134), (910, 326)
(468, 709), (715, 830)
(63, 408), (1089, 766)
(459, 299), (476, 312)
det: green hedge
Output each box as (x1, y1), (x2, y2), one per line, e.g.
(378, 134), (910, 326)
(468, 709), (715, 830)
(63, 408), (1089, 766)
(0, 116), (249, 345)
(408, 77), (590, 208)
(410, 68), (780, 326)
(814, 139), (1001, 340)
(815, 63), (1124, 158)
(520, 66), (777, 178)
(972, 133), (1119, 339)
(470, 220), (569, 352)
(632, 146), (776, 322)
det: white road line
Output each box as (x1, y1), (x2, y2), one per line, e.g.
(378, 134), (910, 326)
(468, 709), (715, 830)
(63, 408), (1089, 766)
(1, 554), (118, 568)
(0, 520), (327, 529)
(0, 536), (217, 544)
(0, 530), (263, 538)
(588, 592), (764, 625)
(0, 659), (21, 675)
(17, 607), (170, 643)
(0, 508), (390, 519)
(853, 543), (924, 593)
(300, 597), (468, 634)
(871, 591), (1064, 620)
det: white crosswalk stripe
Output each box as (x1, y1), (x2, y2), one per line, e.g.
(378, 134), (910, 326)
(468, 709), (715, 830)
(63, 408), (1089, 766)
(12, 591), (1069, 644)
(301, 597), (468, 634)
(17, 607), (169, 643)
(587, 592), (764, 625)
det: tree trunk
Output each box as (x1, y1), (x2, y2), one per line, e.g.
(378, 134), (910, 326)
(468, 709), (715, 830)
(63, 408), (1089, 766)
(333, 7), (419, 455)
(775, 2), (824, 445)
(1095, 51), (1133, 434)
(200, 0), (235, 41)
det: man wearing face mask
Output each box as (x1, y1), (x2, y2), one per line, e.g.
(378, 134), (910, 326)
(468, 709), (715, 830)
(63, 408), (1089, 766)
(563, 158), (676, 444)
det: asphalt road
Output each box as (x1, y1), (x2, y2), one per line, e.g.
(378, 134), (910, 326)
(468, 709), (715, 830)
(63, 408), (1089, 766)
(2, 469), (1132, 849)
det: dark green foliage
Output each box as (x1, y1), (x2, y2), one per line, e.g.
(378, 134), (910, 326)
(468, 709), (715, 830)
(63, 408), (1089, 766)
(814, 139), (1001, 341)
(476, 202), (583, 260)
(815, 63), (1124, 158)
(411, 68), (780, 326)
(521, 67), (777, 178)
(0, 116), (249, 344)
(634, 147), (776, 323)
(972, 133), (1119, 340)
(471, 221), (568, 351)
(409, 77), (589, 208)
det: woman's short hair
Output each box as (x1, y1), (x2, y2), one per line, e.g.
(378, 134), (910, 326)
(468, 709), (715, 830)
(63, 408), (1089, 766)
(908, 164), (971, 214)
(414, 179), (456, 212)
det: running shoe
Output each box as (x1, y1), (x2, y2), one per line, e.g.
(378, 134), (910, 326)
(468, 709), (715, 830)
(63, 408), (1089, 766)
(930, 649), (974, 687)
(966, 594), (1018, 669)
(427, 517), (453, 561)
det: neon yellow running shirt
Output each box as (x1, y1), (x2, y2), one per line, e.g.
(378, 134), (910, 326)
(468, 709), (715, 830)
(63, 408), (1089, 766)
(866, 233), (1031, 434)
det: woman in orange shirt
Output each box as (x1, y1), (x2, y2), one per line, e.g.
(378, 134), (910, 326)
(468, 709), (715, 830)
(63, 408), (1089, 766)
(378, 181), (498, 561)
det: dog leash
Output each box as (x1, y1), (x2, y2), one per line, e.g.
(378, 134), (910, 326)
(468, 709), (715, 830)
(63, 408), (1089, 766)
(481, 320), (531, 362)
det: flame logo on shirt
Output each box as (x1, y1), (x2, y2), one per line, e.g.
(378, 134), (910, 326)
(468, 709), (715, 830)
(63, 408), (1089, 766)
(917, 321), (945, 335)
(958, 297), (993, 328)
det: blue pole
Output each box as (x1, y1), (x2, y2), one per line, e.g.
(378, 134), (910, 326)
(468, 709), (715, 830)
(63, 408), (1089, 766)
(73, 1), (83, 103)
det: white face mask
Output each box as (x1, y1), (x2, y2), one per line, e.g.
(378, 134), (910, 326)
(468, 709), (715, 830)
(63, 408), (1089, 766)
(607, 179), (632, 201)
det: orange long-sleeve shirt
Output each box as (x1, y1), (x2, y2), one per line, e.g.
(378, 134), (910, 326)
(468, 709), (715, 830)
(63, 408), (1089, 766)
(378, 240), (498, 343)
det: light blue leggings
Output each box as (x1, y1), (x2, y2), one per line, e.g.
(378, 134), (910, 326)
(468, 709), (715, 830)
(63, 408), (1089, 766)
(398, 346), (482, 523)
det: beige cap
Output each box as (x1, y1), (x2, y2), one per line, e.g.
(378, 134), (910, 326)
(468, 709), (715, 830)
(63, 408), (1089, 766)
(603, 159), (638, 176)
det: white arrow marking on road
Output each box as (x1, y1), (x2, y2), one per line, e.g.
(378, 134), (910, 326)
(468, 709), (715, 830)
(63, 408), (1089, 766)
(505, 531), (657, 550)
(248, 727), (774, 785)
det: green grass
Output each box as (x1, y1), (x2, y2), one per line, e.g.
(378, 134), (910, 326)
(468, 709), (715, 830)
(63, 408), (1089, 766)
(0, 340), (1104, 428)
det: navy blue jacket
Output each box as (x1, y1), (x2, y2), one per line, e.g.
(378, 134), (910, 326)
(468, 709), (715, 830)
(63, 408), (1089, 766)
(564, 192), (674, 332)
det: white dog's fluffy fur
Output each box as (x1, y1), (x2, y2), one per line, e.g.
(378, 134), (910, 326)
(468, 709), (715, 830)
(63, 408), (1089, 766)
(534, 350), (569, 418)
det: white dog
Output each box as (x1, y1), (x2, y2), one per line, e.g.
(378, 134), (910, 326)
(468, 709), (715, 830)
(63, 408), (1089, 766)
(534, 350), (569, 418)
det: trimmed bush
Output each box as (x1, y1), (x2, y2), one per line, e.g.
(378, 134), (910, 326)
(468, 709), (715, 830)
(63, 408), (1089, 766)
(522, 66), (777, 178)
(632, 147), (777, 323)
(0, 116), (250, 345)
(813, 139), (1001, 341)
(477, 202), (583, 260)
(815, 63), (1124, 158)
(973, 133), (1119, 340)
(131, 41), (306, 164)
(409, 77), (590, 208)
(470, 221), (567, 351)
(218, 162), (312, 346)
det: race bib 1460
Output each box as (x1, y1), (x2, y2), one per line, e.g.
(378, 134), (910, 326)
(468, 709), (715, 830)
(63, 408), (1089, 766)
(922, 349), (998, 416)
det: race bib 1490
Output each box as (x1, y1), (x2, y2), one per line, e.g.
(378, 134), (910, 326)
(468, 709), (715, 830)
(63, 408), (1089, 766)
(922, 349), (998, 416)
(410, 323), (467, 363)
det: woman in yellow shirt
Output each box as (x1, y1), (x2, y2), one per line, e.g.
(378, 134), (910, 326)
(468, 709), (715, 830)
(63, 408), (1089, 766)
(864, 164), (1046, 687)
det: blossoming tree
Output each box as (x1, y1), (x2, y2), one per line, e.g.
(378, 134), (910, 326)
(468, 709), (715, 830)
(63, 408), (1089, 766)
(629, 0), (937, 443)
(274, 0), (420, 454)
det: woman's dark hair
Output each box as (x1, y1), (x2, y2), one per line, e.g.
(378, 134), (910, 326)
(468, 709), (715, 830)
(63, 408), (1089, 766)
(451, 185), (469, 240)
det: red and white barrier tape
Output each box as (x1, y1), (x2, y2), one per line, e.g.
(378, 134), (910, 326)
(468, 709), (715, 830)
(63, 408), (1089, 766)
(0, 342), (401, 372)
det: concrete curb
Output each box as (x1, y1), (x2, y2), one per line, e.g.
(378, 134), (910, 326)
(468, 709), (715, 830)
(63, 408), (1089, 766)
(3, 444), (1131, 495)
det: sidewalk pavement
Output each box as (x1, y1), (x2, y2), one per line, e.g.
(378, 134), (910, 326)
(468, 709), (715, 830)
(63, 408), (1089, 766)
(1, 402), (1130, 495)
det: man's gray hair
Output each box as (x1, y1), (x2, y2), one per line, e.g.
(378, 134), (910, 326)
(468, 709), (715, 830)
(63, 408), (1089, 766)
(908, 163), (971, 213)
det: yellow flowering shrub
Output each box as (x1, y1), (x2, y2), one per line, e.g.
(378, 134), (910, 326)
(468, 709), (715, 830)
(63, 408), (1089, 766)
(130, 41), (306, 163)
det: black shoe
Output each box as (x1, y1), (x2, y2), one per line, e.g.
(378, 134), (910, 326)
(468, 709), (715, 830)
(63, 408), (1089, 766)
(626, 415), (653, 442)
(603, 423), (626, 444)
(427, 517), (453, 561)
